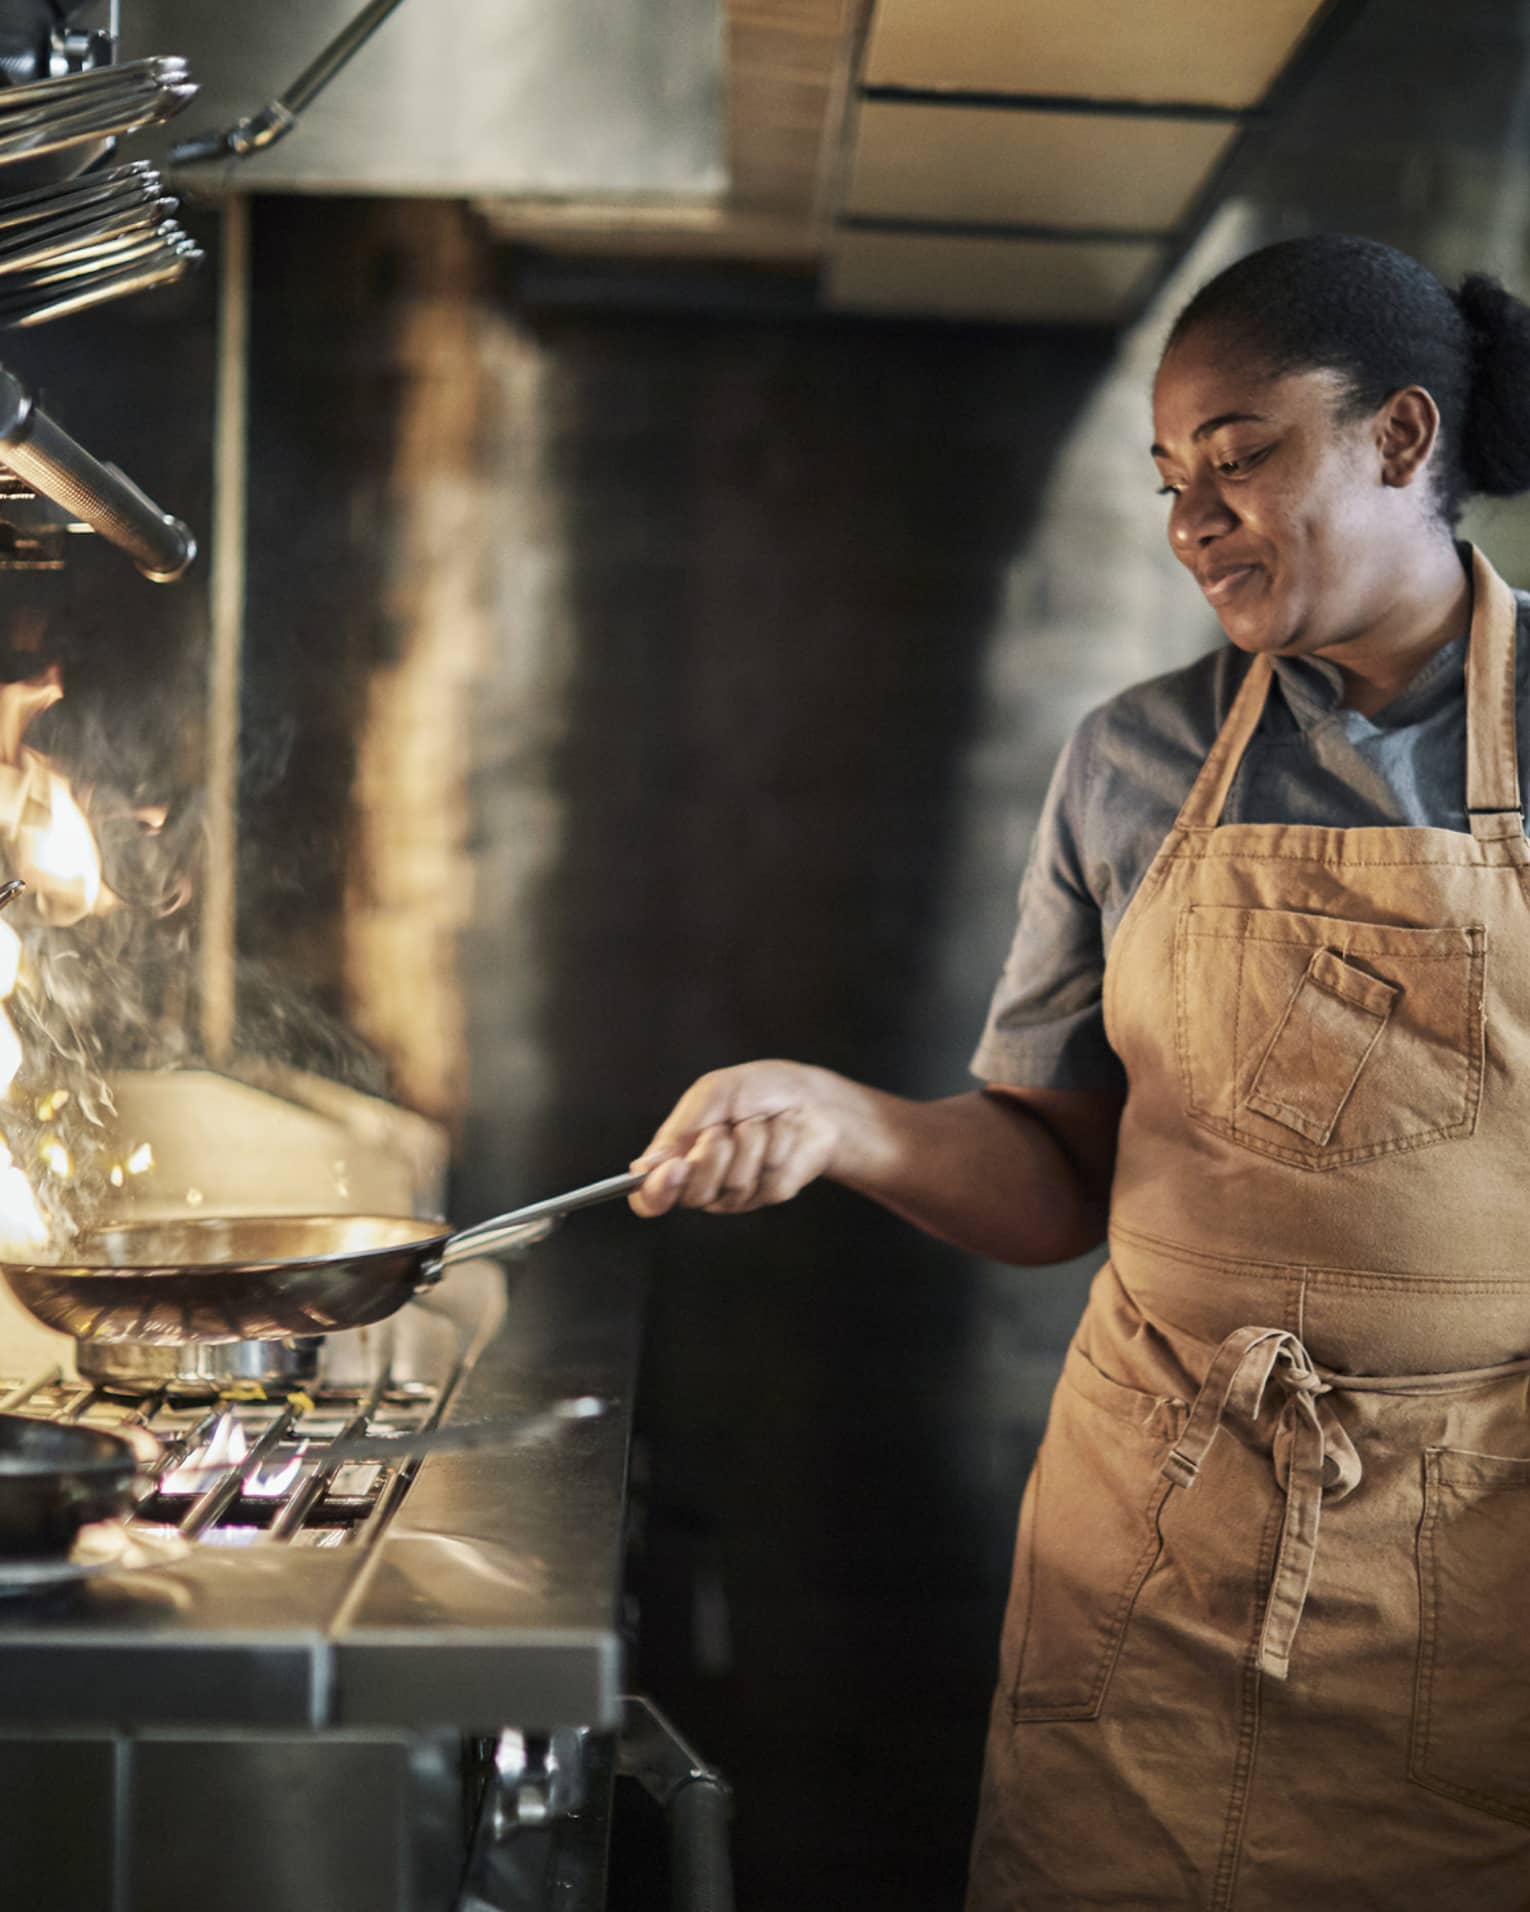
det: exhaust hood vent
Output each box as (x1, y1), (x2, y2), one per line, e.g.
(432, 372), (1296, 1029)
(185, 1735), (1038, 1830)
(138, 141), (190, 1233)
(123, 0), (725, 199)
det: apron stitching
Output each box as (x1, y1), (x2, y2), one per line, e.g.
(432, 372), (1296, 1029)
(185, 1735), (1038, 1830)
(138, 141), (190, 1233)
(1232, 919), (1247, 1140)
(1007, 1448), (1044, 1723)
(1110, 1218), (1530, 1289)
(1183, 934), (1474, 955)
(1184, 1108), (1475, 1171)
(1408, 1450), (1441, 1793)
(1171, 849), (1513, 866)
(1010, 1469), (1176, 1723)
(1105, 837), (1180, 1032)
(1083, 1476), (1171, 1717)
(1174, 911), (1196, 1114)
(1211, 1490), (1287, 1911)
(1401, 1449), (1530, 1830)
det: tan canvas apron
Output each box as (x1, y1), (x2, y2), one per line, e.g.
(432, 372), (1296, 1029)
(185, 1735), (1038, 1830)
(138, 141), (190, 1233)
(968, 547), (1530, 1910)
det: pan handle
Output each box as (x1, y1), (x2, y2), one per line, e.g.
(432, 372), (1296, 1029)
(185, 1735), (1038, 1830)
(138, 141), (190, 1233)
(435, 1170), (650, 1269)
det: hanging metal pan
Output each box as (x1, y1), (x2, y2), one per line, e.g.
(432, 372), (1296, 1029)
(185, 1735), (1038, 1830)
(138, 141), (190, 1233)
(0, 1171), (646, 1346)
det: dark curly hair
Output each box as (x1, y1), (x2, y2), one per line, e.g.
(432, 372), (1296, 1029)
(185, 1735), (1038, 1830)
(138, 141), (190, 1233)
(1166, 234), (1530, 525)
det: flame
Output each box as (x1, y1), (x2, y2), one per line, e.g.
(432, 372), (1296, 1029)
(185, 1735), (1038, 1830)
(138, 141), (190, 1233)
(36, 1136), (69, 1177)
(162, 1414), (249, 1494)
(108, 1141), (154, 1190)
(249, 1448), (307, 1498)
(17, 764), (107, 924)
(0, 1011), (18, 1101)
(0, 666), (116, 929)
(0, 668), (180, 1252)
(160, 1417), (308, 1504)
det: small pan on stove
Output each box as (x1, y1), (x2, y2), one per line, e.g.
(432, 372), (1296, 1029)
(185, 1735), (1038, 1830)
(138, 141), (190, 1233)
(0, 1414), (139, 1555)
(0, 1170), (645, 1347)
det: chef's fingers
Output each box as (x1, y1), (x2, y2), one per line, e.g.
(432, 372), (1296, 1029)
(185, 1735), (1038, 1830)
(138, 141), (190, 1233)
(628, 1155), (691, 1218)
(678, 1123), (738, 1210)
(756, 1107), (834, 1208)
(705, 1116), (771, 1214)
(631, 1065), (794, 1168)
(629, 1106), (830, 1218)
(631, 1074), (738, 1167)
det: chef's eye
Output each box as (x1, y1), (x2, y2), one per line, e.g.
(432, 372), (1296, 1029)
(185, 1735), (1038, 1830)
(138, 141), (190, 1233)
(1215, 446), (1268, 478)
(1156, 481), (1182, 497)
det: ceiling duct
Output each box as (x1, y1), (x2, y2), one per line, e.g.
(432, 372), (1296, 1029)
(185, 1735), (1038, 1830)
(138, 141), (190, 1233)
(125, 0), (725, 200)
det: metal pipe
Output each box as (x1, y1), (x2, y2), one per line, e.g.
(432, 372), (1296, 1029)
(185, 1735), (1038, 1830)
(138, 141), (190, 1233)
(619, 1697), (736, 1912)
(200, 192), (249, 1067)
(169, 0), (413, 165)
(0, 1365), (59, 1411)
(0, 364), (194, 579)
(670, 1779), (735, 1912)
(268, 1367), (390, 1541)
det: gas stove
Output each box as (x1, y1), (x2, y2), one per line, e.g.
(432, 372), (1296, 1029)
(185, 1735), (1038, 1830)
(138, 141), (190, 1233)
(0, 1230), (647, 1912)
(0, 1362), (452, 1553)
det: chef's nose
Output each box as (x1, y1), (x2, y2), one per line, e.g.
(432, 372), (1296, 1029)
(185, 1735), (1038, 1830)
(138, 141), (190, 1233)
(1169, 471), (1239, 554)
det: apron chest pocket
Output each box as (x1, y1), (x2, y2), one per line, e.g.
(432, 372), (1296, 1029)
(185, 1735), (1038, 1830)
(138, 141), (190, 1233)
(1008, 1347), (1182, 1723)
(1411, 1447), (1530, 1828)
(1174, 905), (1486, 1170)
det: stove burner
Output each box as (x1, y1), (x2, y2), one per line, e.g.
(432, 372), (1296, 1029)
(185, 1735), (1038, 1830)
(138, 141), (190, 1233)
(0, 1364), (444, 1548)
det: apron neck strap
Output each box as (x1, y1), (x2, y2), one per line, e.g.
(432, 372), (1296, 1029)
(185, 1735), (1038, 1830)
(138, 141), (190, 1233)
(1465, 543), (1522, 841)
(1174, 544), (1522, 839)
(1174, 652), (1273, 832)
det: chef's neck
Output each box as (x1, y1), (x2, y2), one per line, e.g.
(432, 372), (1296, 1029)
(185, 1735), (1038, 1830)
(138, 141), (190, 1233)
(1316, 537), (1472, 719)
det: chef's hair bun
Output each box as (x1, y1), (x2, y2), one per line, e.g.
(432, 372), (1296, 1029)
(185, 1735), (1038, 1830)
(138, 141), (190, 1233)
(1453, 272), (1530, 500)
(1166, 233), (1530, 522)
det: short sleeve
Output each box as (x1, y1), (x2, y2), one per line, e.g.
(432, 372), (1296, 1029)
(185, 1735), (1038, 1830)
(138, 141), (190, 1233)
(970, 715), (1125, 1093)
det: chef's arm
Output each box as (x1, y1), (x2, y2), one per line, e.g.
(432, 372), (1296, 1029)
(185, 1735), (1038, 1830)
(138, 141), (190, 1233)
(629, 1062), (1122, 1267)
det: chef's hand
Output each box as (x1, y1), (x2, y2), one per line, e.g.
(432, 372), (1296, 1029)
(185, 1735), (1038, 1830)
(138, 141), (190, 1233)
(628, 1061), (848, 1217)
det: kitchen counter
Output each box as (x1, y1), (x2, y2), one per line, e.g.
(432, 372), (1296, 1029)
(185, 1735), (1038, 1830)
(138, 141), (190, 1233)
(0, 1216), (645, 1734)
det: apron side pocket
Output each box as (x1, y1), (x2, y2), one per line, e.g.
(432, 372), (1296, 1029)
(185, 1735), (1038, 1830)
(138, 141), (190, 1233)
(1411, 1446), (1530, 1828)
(1010, 1348), (1183, 1724)
(1243, 947), (1398, 1146)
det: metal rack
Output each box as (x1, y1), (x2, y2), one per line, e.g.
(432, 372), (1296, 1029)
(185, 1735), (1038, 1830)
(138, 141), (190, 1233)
(0, 1361), (448, 1549)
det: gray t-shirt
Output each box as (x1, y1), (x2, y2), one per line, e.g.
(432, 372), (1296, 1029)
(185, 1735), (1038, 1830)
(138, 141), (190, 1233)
(971, 591), (1530, 1093)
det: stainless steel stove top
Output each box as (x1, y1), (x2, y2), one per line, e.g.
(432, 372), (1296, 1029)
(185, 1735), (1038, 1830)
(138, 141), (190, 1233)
(0, 1234), (642, 1735)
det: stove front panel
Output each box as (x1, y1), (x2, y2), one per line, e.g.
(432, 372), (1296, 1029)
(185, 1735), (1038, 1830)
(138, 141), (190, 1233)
(0, 1726), (469, 1912)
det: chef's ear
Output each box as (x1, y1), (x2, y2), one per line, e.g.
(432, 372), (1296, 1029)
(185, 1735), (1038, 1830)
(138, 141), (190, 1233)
(1376, 384), (1440, 489)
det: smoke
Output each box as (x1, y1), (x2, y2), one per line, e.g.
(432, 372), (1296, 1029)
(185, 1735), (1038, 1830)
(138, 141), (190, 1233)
(0, 662), (388, 1254)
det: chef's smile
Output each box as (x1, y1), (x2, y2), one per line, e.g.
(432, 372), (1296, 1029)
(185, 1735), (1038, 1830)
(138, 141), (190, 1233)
(1200, 562), (1263, 605)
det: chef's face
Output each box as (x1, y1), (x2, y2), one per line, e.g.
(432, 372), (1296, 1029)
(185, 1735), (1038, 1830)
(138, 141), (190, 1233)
(1151, 326), (1430, 659)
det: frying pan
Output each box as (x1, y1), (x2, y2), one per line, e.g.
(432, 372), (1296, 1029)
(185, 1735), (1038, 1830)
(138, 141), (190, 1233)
(0, 1413), (138, 1555)
(0, 1170), (646, 1347)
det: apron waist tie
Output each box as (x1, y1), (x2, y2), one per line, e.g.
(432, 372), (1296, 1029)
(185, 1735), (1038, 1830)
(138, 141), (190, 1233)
(1160, 1325), (1361, 1683)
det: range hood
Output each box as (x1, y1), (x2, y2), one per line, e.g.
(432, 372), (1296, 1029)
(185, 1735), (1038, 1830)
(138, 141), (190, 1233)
(122, 0), (725, 198)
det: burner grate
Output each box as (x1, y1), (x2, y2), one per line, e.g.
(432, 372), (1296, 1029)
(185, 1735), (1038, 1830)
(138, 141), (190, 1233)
(0, 1365), (445, 1547)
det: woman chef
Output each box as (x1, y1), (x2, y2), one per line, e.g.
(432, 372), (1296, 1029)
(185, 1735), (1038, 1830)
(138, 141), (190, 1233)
(629, 233), (1530, 1908)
